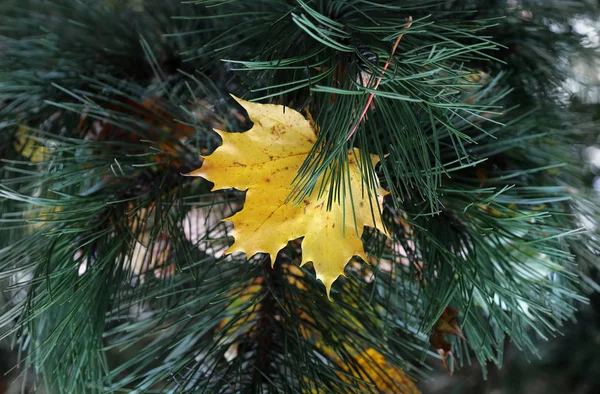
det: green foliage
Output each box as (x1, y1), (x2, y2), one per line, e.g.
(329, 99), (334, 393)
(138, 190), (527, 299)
(0, 0), (599, 393)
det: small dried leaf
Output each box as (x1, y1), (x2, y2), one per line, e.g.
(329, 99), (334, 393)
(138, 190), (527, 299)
(430, 307), (466, 374)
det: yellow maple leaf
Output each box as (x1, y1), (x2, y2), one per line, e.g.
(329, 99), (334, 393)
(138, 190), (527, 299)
(187, 96), (389, 296)
(310, 345), (420, 393)
(14, 126), (49, 163)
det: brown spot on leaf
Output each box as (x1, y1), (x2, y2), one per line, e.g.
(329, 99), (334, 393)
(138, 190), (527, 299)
(303, 200), (311, 214)
(270, 124), (287, 137)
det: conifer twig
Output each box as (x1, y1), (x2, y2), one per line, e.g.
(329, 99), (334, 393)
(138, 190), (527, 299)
(347, 16), (413, 141)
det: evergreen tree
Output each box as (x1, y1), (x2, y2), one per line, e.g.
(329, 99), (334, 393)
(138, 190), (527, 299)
(0, 1), (598, 393)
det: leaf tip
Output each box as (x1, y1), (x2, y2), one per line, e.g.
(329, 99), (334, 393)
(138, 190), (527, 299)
(323, 281), (335, 302)
(182, 167), (204, 177)
(229, 94), (247, 108)
(315, 273), (340, 302)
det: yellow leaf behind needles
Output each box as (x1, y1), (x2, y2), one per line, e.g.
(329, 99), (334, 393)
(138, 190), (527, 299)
(14, 126), (49, 163)
(336, 348), (420, 394)
(310, 341), (421, 394)
(188, 96), (389, 296)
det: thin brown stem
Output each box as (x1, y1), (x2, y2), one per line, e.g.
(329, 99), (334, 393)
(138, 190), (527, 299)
(347, 16), (413, 141)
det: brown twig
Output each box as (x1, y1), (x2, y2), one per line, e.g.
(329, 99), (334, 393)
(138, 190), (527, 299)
(347, 16), (413, 141)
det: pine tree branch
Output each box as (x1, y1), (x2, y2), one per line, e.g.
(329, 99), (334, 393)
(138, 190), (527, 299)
(250, 258), (278, 391)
